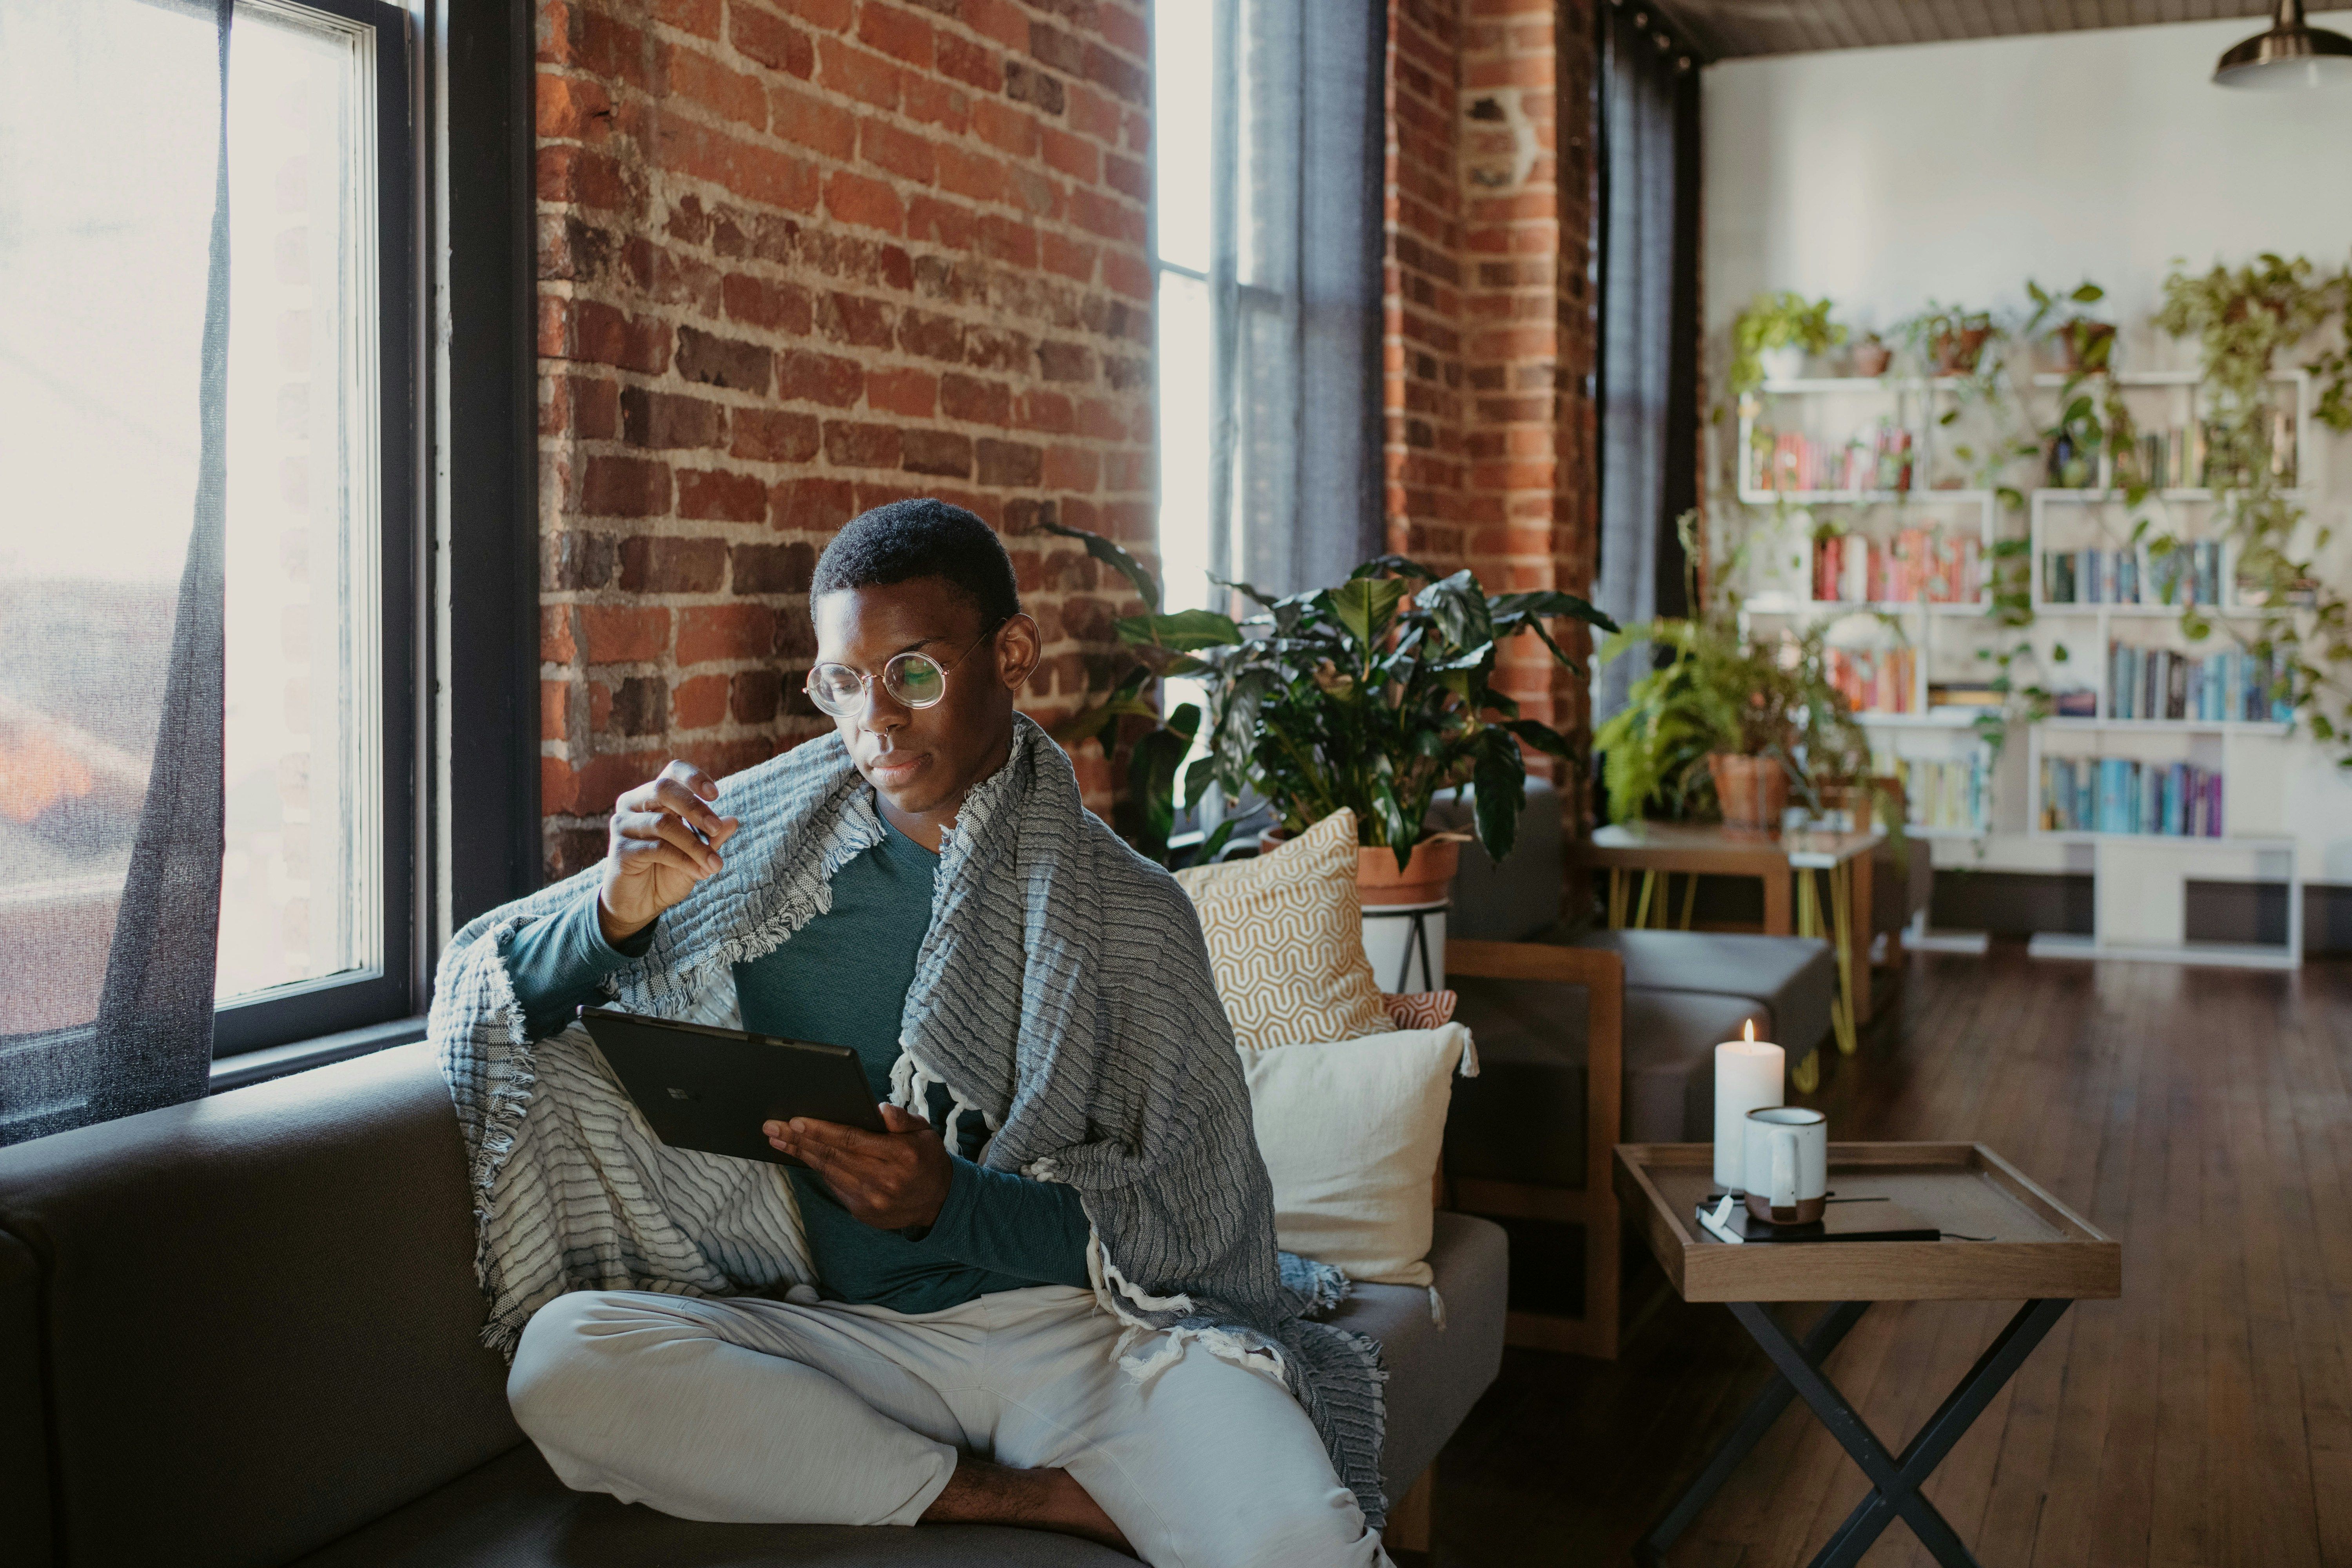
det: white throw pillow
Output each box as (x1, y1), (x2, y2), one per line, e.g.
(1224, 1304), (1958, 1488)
(1240, 1023), (1477, 1288)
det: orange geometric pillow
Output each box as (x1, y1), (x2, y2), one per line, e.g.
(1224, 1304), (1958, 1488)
(1382, 991), (1458, 1031)
(1174, 808), (1392, 1050)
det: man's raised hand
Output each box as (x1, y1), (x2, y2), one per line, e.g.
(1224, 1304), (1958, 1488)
(765, 1105), (954, 1232)
(597, 760), (741, 945)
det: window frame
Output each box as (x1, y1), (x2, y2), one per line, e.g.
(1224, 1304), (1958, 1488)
(210, 0), (417, 1058)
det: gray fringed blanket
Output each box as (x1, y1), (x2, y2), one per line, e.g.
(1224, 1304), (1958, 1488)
(429, 715), (1390, 1524)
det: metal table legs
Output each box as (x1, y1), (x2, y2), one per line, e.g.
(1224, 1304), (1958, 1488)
(1637, 1297), (2072, 1568)
(1797, 865), (1860, 1058)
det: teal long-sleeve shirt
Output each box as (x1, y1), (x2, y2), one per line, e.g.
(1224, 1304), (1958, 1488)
(500, 817), (1092, 1314)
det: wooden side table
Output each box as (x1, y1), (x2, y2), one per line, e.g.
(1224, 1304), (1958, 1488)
(1577, 824), (1881, 1074)
(1614, 1142), (2121, 1568)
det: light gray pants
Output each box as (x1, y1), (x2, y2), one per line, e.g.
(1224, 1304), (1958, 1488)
(508, 1285), (1390, 1568)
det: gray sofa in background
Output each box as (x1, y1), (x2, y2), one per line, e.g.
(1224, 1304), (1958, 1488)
(1429, 782), (1835, 1353)
(1435, 779), (1835, 1146)
(0, 1044), (1507, 1567)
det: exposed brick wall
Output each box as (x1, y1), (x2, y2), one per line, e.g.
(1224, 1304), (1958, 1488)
(535, 0), (1153, 880)
(1385, 0), (1468, 566)
(1383, 0), (1598, 772)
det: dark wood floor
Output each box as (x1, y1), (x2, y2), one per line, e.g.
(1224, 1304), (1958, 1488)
(1426, 944), (2352, 1567)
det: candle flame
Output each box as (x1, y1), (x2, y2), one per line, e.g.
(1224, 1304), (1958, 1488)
(1743, 1018), (1755, 1045)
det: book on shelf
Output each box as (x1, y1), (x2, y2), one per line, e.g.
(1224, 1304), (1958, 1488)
(2053, 688), (2098, 718)
(1813, 530), (1980, 605)
(2041, 540), (2220, 606)
(1747, 421), (1915, 494)
(2109, 424), (2205, 492)
(2040, 756), (2223, 837)
(1927, 681), (2000, 711)
(2105, 642), (2293, 722)
(1893, 755), (1985, 831)
(2097, 414), (2295, 491)
(1824, 646), (1916, 715)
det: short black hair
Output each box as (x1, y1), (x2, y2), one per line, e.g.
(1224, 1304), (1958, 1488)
(809, 498), (1021, 625)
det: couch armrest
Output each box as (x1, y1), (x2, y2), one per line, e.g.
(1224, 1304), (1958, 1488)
(1445, 938), (1623, 1181)
(1443, 938), (1622, 1358)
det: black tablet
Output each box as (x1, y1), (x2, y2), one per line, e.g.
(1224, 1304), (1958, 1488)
(578, 1005), (888, 1169)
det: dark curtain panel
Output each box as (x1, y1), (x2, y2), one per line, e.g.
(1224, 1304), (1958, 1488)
(1212, 0), (1389, 598)
(0, 0), (231, 1145)
(1592, 6), (1701, 723)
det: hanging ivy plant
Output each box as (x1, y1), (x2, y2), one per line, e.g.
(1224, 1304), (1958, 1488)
(2155, 255), (2352, 758)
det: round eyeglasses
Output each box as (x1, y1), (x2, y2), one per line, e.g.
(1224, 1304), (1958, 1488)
(804, 618), (1008, 719)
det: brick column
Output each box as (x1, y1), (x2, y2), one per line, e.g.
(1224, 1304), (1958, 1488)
(1385, 0), (1599, 763)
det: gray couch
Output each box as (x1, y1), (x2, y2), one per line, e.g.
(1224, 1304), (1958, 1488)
(1437, 780), (1835, 1149)
(0, 1044), (1508, 1567)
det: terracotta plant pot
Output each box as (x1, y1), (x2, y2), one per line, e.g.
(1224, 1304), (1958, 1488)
(1932, 327), (1989, 375)
(2061, 320), (2115, 374)
(1256, 830), (1463, 907)
(1708, 753), (1790, 834)
(1850, 340), (1891, 377)
(1356, 837), (1462, 909)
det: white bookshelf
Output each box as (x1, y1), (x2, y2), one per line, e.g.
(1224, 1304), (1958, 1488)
(1735, 378), (2002, 840)
(1728, 369), (2316, 966)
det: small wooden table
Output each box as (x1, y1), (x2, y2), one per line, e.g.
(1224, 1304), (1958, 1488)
(1577, 823), (1882, 1071)
(1615, 1142), (2121, 1568)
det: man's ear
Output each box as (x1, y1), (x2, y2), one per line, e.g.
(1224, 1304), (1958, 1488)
(995, 612), (1043, 692)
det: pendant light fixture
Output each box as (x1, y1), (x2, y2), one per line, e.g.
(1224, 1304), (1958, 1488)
(2213, 0), (2352, 88)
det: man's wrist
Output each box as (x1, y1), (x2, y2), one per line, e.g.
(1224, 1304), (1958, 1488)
(901, 1155), (973, 1243)
(595, 887), (655, 949)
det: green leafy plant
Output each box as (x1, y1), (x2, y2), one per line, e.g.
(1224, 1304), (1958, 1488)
(2155, 254), (2352, 758)
(1593, 613), (1786, 823)
(1894, 301), (1999, 376)
(1592, 513), (1878, 826)
(2024, 278), (2112, 373)
(1043, 524), (1617, 865)
(1037, 523), (1238, 861)
(1730, 292), (1846, 392)
(1192, 562), (1616, 865)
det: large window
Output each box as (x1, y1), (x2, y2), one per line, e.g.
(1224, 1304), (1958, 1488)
(1152, 9), (1220, 619)
(214, 0), (411, 1045)
(0, 0), (413, 1073)
(1151, 2), (1388, 615)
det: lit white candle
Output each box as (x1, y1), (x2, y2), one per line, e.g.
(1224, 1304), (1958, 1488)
(1713, 1019), (1786, 1191)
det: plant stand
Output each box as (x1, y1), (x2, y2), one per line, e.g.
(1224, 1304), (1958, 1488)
(1362, 900), (1447, 993)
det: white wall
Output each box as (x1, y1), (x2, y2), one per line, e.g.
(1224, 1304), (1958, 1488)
(1706, 15), (2352, 360)
(1704, 15), (2352, 884)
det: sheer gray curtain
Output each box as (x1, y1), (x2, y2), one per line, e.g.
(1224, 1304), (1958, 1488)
(1210, 0), (1388, 598)
(1592, 5), (1701, 724)
(0, 0), (232, 1145)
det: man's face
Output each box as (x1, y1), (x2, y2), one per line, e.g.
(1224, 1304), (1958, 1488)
(810, 577), (1040, 831)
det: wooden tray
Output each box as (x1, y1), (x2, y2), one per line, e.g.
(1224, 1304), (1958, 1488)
(1613, 1142), (2122, 1304)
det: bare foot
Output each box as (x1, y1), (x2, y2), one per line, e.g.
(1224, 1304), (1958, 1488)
(920, 1457), (1134, 1555)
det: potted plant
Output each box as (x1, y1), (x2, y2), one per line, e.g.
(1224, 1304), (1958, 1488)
(1896, 301), (1997, 376)
(1730, 292), (1845, 391)
(1593, 614), (1798, 832)
(1850, 332), (1892, 378)
(1039, 524), (1616, 893)
(2025, 278), (2112, 373)
(1189, 561), (1614, 891)
(1593, 514), (1883, 835)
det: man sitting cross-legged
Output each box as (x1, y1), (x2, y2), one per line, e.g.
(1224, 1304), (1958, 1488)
(428, 499), (1391, 1567)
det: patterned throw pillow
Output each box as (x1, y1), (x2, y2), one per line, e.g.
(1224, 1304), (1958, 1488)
(1174, 808), (1392, 1051)
(1383, 990), (1458, 1031)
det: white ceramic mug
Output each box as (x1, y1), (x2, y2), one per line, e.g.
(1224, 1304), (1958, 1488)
(1743, 1106), (1828, 1224)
